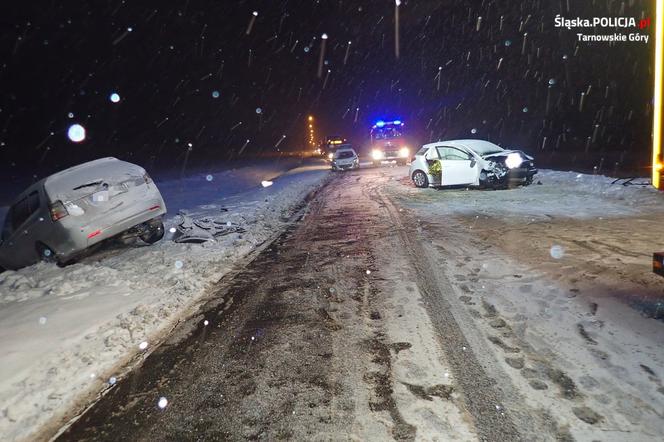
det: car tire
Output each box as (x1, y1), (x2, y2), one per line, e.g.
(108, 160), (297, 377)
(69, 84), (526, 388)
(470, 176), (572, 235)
(397, 160), (407, 166)
(412, 170), (429, 188)
(36, 242), (57, 263)
(479, 170), (489, 188)
(140, 219), (165, 244)
(373, 161), (381, 167)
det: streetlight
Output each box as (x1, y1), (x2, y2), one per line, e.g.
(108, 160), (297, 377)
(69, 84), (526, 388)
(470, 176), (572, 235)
(394, 0), (401, 59)
(318, 34), (328, 78)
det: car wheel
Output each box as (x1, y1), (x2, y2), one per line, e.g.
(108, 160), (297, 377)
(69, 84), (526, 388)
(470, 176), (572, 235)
(36, 242), (57, 263)
(479, 170), (489, 188)
(412, 170), (429, 188)
(140, 219), (165, 244)
(373, 161), (381, 167)
(397, 160), (407, 166)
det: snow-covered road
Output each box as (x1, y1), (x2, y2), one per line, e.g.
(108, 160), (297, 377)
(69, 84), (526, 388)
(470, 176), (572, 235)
(3, 162), (664, 441)
(0, 158), (330, 441)
(56, 165), (664, 442)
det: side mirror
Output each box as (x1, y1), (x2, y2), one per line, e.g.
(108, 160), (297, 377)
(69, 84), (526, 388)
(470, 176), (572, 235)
(470, 159), (476, 168)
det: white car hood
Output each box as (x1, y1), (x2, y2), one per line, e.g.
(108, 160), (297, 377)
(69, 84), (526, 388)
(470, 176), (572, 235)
(482, 150), (533, 161)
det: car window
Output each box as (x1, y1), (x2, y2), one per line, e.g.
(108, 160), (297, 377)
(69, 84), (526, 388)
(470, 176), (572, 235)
(1, 208), (13, 240)
(424, 148), (440, 159)
(372, 127), (402, 140)
(28, 191), (40, 213)
(336, 151), (355, 159)
(10, 191), (40, 231)
(436, 146), (471, 161)
(416, 147), (429, 156)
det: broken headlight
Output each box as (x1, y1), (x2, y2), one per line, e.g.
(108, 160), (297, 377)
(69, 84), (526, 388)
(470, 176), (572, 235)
(505, 152), (523, 169)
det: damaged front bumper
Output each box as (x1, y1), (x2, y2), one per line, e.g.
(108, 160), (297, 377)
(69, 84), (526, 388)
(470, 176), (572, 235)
(507, 167), (538, 181)
(332, 161), (359, 170)
(482, 163), (537, 188)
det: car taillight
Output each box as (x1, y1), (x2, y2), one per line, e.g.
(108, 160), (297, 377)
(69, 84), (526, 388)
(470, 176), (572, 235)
(49, 200), (69, 221)
(143, 173), (153, 184)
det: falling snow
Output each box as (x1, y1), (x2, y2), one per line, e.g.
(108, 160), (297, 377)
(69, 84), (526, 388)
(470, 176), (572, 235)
(0, 0), (660, 440)
(67, 124), (86, 143)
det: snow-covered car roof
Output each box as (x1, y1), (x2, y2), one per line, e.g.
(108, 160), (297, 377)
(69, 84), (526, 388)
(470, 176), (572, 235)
(423, 139), (505, 155)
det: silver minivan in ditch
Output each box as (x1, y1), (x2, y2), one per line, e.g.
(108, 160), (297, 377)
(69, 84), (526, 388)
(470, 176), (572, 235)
(0, 157), (166, 270)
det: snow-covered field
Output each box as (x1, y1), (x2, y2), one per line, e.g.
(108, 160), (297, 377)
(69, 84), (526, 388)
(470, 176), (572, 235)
(0, 159), (330, 441)
(387, 168), (664, 440)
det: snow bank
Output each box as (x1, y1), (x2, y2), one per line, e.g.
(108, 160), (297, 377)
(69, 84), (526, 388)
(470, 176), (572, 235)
(0, 159), (329, 441)
(395, 169), (664, 221)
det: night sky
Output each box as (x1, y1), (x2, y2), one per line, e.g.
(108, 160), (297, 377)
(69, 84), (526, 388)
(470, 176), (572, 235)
(0, 0), (655, 178)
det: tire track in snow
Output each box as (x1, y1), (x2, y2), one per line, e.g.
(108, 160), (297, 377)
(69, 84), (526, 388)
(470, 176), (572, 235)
(371, 181), (531, 442)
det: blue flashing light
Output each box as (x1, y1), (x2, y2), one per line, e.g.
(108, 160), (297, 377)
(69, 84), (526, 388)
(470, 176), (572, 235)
(375, 120), (385, 127)
(393, 120), (401, 125)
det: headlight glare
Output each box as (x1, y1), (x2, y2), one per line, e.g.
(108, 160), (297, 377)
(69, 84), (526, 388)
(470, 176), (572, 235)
(505, 152), (523, 169)
(372, 149), (385, 160)
(399, 147), (410, 158)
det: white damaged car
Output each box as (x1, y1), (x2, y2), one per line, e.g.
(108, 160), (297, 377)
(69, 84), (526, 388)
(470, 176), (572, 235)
(409, 139), (537, 188)
(0, 157), (166, 270)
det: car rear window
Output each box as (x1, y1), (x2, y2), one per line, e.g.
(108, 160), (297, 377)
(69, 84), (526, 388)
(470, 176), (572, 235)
(416, 147), (429, 156)
(336, 151), (355, 159)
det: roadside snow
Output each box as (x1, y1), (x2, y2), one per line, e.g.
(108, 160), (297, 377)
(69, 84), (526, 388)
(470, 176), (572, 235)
(387, 167), (664, 440)
(397, 169), (664, 220)
(0, 159), (329, 441)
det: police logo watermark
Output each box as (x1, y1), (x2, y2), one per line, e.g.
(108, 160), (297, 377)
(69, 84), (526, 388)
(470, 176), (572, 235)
(554, 15), (652, 43)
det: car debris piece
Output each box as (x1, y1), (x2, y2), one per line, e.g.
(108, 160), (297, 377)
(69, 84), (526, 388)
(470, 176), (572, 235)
(172, 212), (245, 243)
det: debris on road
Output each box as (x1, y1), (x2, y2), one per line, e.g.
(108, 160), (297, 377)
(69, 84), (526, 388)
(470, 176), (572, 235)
(172, 212), (245, 243)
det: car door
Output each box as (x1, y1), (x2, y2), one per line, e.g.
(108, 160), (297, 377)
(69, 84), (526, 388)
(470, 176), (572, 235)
(422, 147), (440, 180)
(436, 146), (478, 186)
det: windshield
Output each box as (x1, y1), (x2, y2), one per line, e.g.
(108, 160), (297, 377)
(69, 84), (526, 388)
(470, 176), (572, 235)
(2, 2), (661, 442)
(473, 146), (504, 155)
(335, 151), (355, 159)
(460, 141), (505, 156)
(372, 126), (403, 140)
